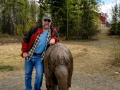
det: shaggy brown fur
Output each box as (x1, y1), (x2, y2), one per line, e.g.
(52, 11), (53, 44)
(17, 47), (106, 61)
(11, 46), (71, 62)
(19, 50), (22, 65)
(44, 42), (73, 90)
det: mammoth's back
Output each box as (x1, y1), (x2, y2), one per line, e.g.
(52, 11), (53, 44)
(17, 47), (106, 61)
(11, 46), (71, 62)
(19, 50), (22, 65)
(45, 42), (73, 70)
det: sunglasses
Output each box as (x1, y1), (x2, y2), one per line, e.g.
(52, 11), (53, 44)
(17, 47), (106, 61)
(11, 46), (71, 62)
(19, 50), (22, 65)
(44, 19), (51, 22)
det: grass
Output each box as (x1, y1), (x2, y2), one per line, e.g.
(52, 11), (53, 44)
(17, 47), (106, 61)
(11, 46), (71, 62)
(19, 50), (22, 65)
(110, 38), (120, 68)
(0, 65), (14, 71)
(0, 30), (120, 75)
(0, 43), (24, 71)
(0, 33), (10, 38)
(111, 53), (120, 67)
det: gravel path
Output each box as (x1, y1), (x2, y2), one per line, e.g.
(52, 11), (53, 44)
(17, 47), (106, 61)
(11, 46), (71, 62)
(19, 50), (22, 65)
(0, 70), (120, 90)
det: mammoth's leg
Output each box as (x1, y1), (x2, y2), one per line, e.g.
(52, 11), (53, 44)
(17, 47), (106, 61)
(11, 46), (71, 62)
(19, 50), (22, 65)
(55, 65), (69, 90)
(46, 73), (58, 90)
(47, 85), (58, 90)
(68, 59), (73, 87)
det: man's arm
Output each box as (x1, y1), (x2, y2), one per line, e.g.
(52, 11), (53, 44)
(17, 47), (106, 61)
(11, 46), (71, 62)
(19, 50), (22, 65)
(21, 26), (34, 57)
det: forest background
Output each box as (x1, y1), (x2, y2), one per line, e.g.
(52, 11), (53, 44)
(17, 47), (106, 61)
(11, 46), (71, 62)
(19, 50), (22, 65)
(0, 0), (120, 39)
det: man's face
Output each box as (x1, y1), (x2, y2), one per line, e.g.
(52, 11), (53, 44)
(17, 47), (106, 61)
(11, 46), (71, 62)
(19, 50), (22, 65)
(42, 18), (51, 29)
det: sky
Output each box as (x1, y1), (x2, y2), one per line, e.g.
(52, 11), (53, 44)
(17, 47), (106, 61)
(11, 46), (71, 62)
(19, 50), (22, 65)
(101, 0), (120, 21)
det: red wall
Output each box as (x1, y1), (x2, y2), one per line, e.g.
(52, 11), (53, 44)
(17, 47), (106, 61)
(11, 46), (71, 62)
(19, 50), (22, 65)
(99, 13), (107, 24)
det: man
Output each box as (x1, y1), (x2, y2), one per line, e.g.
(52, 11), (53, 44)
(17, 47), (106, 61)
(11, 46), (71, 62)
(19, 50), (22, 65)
(21, 13), (59, 90)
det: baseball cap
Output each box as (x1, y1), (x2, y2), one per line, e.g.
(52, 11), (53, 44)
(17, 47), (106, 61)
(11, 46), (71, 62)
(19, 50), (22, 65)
(43, 13), (52, 21)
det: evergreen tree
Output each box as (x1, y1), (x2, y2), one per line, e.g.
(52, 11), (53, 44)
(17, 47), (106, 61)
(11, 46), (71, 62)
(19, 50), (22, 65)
(49, 0), (67, 38)
(116, 3), (120, 35)
(78, 0), (99, 39)
(37, 0), (50, 22)
(109, 3), (118, 35)
(0, 0), (100, 38)
(0, 0), (38, 35)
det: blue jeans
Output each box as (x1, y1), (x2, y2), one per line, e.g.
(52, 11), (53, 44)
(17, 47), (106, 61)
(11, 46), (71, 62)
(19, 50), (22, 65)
(24, 55), (44, 90)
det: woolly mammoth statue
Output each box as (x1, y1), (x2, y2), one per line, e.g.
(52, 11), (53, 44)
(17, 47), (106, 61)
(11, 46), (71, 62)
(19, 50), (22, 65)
(44, 42), (73, 90)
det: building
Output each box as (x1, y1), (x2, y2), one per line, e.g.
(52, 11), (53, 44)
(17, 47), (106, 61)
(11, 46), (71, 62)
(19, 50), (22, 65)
(99, 12), (108, 27)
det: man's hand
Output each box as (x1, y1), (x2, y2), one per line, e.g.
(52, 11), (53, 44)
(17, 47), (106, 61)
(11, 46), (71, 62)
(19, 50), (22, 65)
(23, 52), (28, 58)
(49, 38), (55, 45)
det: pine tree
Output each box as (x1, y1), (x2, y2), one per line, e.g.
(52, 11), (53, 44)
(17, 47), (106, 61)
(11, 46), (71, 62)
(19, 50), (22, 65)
(79, 0), (99, 39)
(109, 3), (118, 35)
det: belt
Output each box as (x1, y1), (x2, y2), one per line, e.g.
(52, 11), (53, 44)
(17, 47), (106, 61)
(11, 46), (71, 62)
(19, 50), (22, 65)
(33, 53), (42, 56)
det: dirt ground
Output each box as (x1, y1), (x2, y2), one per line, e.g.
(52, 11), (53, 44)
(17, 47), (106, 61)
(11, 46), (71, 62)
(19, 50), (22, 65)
(0, 27), (120, 90)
